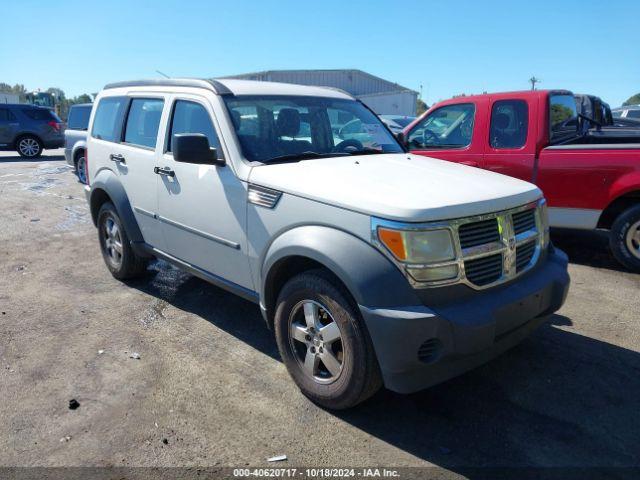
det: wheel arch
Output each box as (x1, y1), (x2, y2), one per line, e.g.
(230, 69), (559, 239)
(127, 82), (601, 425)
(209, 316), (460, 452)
(260, 225), (420, 327)
(88, 170), (150, 257)
(598, 189), (640, 229)
(13, 132), (44, 149)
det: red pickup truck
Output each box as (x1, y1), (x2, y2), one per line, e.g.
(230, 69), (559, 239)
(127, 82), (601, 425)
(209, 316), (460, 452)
(404, 89), (640, 271)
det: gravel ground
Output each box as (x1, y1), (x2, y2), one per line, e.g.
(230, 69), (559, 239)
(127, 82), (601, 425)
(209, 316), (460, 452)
(0, 150), (639, 477)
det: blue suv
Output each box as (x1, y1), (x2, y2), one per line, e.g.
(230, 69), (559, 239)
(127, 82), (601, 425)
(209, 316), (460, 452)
(0, 104), (65, 158)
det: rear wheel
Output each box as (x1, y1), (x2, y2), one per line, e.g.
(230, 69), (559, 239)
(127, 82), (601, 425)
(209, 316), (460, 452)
(16, 136), (43, 158)
(75, 152), (87, 184)
(274, 269), (382, 409)
(610, 204), (640, 272)
(97, 202), (147, 279)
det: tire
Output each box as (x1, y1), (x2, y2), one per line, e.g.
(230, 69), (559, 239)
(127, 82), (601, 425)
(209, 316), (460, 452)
(75, 152), (87, 184)
(274, 269), (382, 409)
(609, 204), (640, 272)
(97, 202), (147, 279)
(16, 135), (43, 158)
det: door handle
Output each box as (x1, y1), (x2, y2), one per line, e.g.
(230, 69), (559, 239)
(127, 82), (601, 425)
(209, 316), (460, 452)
(109, 153), (126, 164)
(460, 160), (478, 167)
(154, 166), (175, 177)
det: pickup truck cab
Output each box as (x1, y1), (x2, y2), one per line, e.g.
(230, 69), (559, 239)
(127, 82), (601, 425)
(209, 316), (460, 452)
(405, 90), (640, 271)
(84, 79), (569, 409)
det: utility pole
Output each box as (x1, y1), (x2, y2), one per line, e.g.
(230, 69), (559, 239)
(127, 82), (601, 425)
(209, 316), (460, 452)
(529, 76), (541, 91)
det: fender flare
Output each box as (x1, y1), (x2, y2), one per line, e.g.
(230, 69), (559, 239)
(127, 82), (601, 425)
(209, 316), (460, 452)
(260, 225), (421, 315)
(71, 140), (87, 163)
(89, 169), (149, 255)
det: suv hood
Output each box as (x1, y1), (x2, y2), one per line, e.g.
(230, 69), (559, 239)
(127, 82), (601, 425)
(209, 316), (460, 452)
(248, 153), (541, 222)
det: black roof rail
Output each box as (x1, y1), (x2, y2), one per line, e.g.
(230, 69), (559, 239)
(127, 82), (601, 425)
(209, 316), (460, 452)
(102, 78), (233, 96)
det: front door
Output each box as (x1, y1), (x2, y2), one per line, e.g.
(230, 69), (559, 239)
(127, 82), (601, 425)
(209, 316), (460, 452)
(156, 96), (252, 290)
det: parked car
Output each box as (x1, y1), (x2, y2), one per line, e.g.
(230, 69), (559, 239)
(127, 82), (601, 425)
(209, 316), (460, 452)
(0, 104), (64, 158)
(64, 103), (92, 183)
(380, 115), (416, 134)
(404, 89), (640, 271)
(84, 78), (569, 409)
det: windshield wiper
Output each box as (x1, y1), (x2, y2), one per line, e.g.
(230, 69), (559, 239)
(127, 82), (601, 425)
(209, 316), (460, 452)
(265, 151), (350, 164)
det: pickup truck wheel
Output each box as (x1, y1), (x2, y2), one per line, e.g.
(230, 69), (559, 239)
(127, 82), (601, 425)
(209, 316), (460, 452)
(274, 269), (382, 409)
(75, 153), (87, 184)
(97, 202), (147, 279)
(610, 204), (640, 272)
(16, 135), (43, 158)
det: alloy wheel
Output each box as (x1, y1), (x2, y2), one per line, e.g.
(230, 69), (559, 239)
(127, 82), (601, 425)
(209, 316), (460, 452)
(288, 300), (344, 384)
(626, 220), (640, 260)
(103, 217), (123, 266)
(77, 156), (87, 184)
(18, 138), (40, 157)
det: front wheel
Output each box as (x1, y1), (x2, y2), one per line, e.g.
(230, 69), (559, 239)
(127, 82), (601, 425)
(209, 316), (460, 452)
(610, 204), (640, 272)
(274, 270), (382, 409)
(97, 202), (147, 279)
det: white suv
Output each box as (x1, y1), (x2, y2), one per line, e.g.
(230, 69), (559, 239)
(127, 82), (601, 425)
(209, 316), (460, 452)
(84, 78), (570, 409)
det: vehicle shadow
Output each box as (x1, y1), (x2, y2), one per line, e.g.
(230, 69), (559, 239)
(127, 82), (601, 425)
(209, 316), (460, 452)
(551, 228), (629, 273)
(0, 154), (66, 163)
(128, 263), (640, 473)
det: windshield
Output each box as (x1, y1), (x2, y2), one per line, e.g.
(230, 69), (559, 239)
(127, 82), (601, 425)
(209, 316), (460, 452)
(223, 95), (404, 163)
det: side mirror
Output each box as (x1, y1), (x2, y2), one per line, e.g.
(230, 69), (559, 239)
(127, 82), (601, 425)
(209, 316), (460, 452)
(173, 133), (225, 166)
(394, 131), (407, 148)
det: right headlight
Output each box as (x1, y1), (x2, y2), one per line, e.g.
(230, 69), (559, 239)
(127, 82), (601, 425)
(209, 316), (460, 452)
(376, 225), (459, 282)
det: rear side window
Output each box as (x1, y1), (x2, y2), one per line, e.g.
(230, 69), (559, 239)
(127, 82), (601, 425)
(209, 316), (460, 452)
(549, 94), (578, 143)
(628, 110), (640, 119)
(124, 98), (164, 149)
(407, 103), (475, 149)
(0, 108), (17, 121)
(67, 105), (92, 130)
(92, 97), (127, 142)
(168, 100), (221, 153)
(21, 108), (60, 122)
(490, 100), (528, 149)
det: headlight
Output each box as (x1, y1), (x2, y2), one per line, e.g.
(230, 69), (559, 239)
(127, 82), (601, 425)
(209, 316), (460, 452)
(377, 227), (456, 263)
(538, 198), (550, 248)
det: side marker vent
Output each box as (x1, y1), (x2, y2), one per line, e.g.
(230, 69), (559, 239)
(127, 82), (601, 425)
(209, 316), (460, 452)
(248, 185), (282, 209)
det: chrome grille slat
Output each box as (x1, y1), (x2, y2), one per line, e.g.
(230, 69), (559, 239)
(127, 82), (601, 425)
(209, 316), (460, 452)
(458, 218), (500, 249)
(512, 209), (536, 234)
(464, 253), (502, 286)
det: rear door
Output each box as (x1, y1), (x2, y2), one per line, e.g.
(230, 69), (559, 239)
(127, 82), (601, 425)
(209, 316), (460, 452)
(406, 99), (486, 167)
(90, 95), (165, 248)
(156, 94), (252, 290)
(482, 96), (537, 182)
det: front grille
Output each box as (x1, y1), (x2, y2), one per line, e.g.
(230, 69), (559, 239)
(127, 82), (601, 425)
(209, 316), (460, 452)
(512, 209), (536, 234)
(516, 241), (536, 272)
(458, 218), (500, 249)
(464, 253), (503, 286)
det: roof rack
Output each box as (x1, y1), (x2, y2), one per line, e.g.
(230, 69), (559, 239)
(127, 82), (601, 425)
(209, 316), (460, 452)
(102, 78), (233, 95)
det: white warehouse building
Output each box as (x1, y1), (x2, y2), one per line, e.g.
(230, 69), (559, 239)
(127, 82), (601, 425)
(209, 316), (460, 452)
(220, 69), (418, 116)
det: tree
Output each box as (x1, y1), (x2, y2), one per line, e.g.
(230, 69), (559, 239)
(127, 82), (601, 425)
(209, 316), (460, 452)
(623, 93), (640, 106)
(416, 98), (428, 115)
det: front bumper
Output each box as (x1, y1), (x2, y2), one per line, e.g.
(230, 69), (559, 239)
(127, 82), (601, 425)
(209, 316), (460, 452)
(64, 147), (73, 166)
(359, 245), (570, 394)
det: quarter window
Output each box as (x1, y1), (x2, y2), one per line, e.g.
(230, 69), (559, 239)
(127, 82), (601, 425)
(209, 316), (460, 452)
(407, 103), (475, 149)
(489, 100), (528, 149)
(124, 98), (164, 149)
(168, 100), (221, 153)
(91, 97), (127, 142)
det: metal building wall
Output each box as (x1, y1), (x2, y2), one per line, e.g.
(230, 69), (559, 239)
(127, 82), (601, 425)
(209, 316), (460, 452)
(358, 91), (418, 116)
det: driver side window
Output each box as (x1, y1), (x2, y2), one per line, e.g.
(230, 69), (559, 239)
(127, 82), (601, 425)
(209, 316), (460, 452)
(407, 103), (475, 149)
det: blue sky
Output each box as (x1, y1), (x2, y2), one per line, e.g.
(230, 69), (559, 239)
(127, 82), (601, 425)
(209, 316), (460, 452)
(1, 0), (638, 106)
